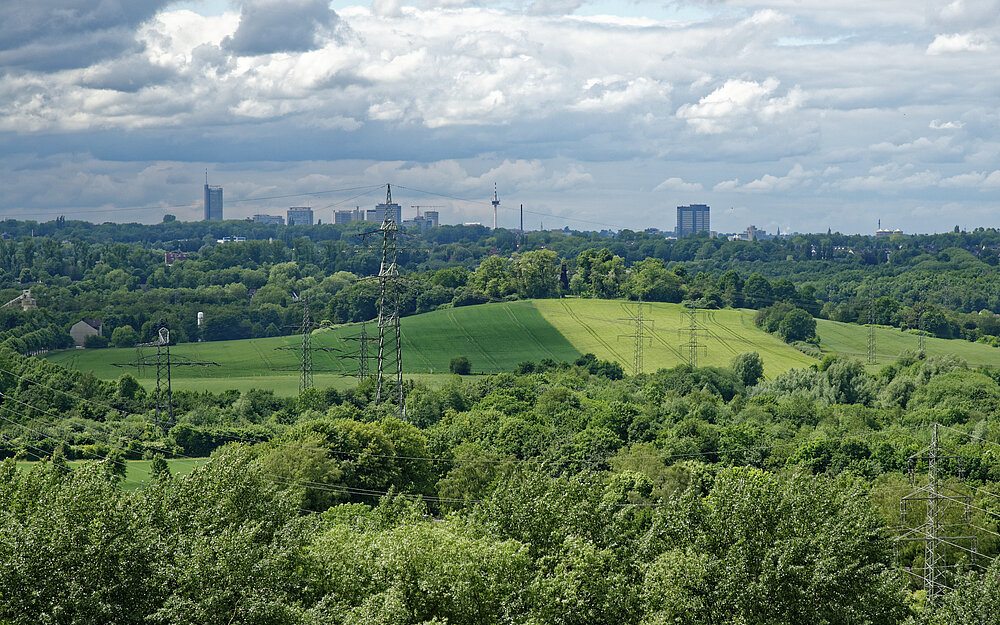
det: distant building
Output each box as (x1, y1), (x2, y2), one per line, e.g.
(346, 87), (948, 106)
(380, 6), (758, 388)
(424, 210), (439, 228)
(368, 202), (402, 224)
(676, 204), (710, 237)
(2, 289), (36, 311)
(335, 208), (365, 224)
(253, 214), (284, 225)
(164, 251), (188, 265)
(875, 228), (904, 237)
(287, 206), (314, 226)
(204, 183), (223, 221)
(70, 318), (103, 347)
(216, 236), (247, 243)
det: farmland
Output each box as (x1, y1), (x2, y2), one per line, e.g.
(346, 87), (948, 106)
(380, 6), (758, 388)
(44, 299), (1000, 395)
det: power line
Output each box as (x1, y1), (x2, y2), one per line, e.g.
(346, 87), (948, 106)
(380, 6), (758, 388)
(111, 327), (219, 431)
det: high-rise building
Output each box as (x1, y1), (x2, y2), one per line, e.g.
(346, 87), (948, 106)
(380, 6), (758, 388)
(368, 202), (402, 224)
(204, 183), (223, 221)
(424, 210), (439, 228)
(287, 206), (314, 226)
(253, 214), (284, 225)
(676, 204), (710, 237)
(335, 207), (364, 224)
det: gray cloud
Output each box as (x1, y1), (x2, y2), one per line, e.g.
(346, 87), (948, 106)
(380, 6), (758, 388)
(3, 2), (1000, 234)
(79, 54), (176, 92)
(0, 0), (170, 72)
(223, 0), (340, 56)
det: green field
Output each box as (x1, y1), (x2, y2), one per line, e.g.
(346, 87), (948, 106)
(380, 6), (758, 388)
(44, 299), (1000, 393)
(15, 457), (203, 490)
(45, 301), (579, 393)
(815, 319), (1000, 367)
(534, 299), (816, 378)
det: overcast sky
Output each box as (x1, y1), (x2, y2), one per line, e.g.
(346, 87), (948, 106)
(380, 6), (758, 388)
(2, 0), (998, 234)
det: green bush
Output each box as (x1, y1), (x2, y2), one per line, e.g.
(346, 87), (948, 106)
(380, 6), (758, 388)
(450, 355), (472, 375)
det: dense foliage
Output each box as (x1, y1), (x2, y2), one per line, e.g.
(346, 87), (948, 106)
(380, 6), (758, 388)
(3, 218), (1000, 354)
(1, 217), (1000, 622)
(2, 342), (1000, 622)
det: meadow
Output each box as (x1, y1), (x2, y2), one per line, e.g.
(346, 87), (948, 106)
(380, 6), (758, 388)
(44, 299), (1000, 394)
(15, 457), (202, 490)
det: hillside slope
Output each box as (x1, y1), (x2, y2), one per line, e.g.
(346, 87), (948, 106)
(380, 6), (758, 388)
(44, 299), (1000, 394)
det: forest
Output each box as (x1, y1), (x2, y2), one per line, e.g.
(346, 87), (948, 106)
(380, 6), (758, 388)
(2, 218), (1000, 354)
(1, 342), (999, 623)
(1, 218), (1000, 623)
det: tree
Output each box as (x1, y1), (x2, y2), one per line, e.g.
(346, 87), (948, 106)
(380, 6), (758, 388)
(511, 249), (561, 299)
(777, 308), (817, 342)
(731, 351), (764, 387)
(717, 270), (744, 307)
(743, 273), (774, 308)
(110, 324), (139, 348)
(450, 355), (472, 375)
(642, 468), (908, 625)
(83, 334), (109, 348)
(625, 258), (682, 302)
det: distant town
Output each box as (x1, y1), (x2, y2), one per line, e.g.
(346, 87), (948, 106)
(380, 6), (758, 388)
(204, 180), (906, 241)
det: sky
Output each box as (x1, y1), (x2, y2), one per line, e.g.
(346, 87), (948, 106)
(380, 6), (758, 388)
(1, 0), (999, 234)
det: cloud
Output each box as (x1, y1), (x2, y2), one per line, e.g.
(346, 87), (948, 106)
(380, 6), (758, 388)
(675, 78), (804, 134)
(526, 0), (584, 15)
(927, 33), (991, 54)
(223, 0), (340, 56)
(713, 179), (740, 192)
(930, 119), (965, 130)
(0, 0), (172, 72)
(654, 177), (703, 192)
(4, 3), (1000, 234)
(741, 163), (813, 192)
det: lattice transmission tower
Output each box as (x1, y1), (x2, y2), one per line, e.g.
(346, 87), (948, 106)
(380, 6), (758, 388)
(678, 301), (707, 367)
(894, 423), (987, 605)
(274, 297), (340, 394)
(867, 283), (877, 364)
(619, 298), (653, 376)
(374, 184), (405, 417)
(112, 327), (219, 431)
(341, 318), (377, 382)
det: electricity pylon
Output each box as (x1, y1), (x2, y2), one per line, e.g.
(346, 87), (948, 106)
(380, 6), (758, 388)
(374, 184), (405, 418)
(274, 297), (340, 394)
(619, 298), (652, 376)
(678, 301), (707, 367)
(341, 318), (377, 382)
(867, 283), (877, 364)
(895, 423), (983, 604)
(112, 327), (219, 431)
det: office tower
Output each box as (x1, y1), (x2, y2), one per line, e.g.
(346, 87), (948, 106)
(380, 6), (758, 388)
(424, 210), (439, 228)
(204, 180), (223, 221)
(252, 214), (284, 225)
(335, 208), (364, 224)
(287, 206), (314, 226)
(676, 204), (710, 236)
(373, 202), (402, 224)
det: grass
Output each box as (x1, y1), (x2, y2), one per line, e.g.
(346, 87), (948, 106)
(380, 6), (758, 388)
(14, 457), (203, 490)
(43, 299), (1000, 392)
(815, 319), (1000, 368)
(533, 299), (817, 378)
(44, 301), (579, 393)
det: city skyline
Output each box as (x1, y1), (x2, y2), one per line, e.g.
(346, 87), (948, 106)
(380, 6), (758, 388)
(2, 0), (999, 234)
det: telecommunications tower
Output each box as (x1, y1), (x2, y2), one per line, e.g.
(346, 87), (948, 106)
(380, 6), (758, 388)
(492, 183), (500, 230)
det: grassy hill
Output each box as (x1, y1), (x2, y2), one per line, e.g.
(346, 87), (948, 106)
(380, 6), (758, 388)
(43, 299), (1000, 395)
(533, 299), (815, 378)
